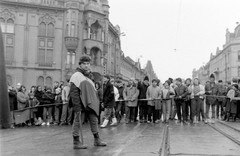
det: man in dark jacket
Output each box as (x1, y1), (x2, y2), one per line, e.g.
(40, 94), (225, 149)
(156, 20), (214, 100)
(100, 75), (115, 128)
(205, 75), (218, 124)
(69, 56), (106, 149)
(216, 80), (226, 120)
(174, 78), (189, 124)
(137, 76), (149, 123)
(8, 84), (17, 128)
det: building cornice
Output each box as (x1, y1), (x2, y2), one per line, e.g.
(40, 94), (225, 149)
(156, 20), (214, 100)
(0, 0), (66, 11)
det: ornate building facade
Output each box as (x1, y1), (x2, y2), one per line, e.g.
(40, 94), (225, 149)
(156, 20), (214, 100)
(1, 0), (158, 89)
(193, 23), (240, 84)
(0, 0), (119, 89)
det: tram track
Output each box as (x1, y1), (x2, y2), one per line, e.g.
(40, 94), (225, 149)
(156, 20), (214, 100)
(207, 121), (240, 146)
(159, 124), (170, 156)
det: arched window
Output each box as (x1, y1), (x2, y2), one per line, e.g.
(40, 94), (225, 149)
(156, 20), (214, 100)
(0, 18), (6, 32)
(37, 76), (44, 87)
(47, 23), (54, 37)
(46, 76), (52, 87)
(7, 19), (14, 33)
(71, 24), (75, 37)
(39, 22), (46, 36)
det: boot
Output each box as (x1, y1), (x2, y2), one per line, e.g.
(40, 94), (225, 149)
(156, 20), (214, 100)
(233, 114), (236, 122)
(196, 117), (199, 124)
(73, 136), (87, 149)
(110, 118), (117, 126)
(225, 113), (230, 122)
(100, 119), (109, 128)
(93, 133), (107, 146)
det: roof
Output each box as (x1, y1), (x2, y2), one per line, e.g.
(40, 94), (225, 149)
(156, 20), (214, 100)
(84, 0), (104, 14)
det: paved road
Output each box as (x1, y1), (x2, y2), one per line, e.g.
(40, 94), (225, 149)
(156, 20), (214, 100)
(0, 120), (240, 156)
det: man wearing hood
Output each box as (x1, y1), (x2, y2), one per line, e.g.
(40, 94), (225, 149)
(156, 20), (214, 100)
(69, 56), (106, 149)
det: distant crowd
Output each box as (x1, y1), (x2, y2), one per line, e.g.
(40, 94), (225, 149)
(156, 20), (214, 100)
(8, 74), (240, 129)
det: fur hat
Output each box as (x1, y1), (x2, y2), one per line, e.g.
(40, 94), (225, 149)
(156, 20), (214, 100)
(144, 76), (149, 81)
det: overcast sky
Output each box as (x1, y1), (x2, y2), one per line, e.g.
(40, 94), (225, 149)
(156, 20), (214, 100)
(108, 0), (240, 82)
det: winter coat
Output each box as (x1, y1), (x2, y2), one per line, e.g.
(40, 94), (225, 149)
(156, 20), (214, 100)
(117, 86), (124, 100)
(97, 88), (103, 103)
(42, 92), (55, 105)
(123, 84), (139, 107)
(69, 68), (100, 115)
(226, 89), (239, 114)
(174, 84), (188, 101)
(137, 82), (149, 99)
(103, 81), (115, 108)
(62, 85), (70, 104)
(190, 84), (205, 99)
(35, 90), (44, 105)
(17, 91), (28, 110)
(146, 85), (161, 107)
(9, 89), (17, 111)
(217, 84), (227, 102)
(205, 82), (218, 105)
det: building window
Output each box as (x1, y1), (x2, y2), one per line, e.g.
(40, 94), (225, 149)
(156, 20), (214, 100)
(38, 21), (54, 65)
(37, 76), (44, 87)
(37, 76), (53, 88)
(66, 24), (69, 37)
(0, 16), (15, 62)
(46, 76), (53, 87)
(70, 24), (75, 37)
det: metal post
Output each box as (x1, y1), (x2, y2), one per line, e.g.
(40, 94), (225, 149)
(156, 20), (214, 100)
(0, 28), (11, 129)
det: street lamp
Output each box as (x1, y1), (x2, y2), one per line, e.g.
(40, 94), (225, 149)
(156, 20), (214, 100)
(114, 32), (126, 80)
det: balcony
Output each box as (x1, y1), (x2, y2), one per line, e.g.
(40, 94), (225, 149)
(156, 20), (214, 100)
(83, 39), (103, 52)
(65, 37), (79, 51)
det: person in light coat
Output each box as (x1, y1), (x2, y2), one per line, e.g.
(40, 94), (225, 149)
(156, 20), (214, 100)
(190, 78), (205, 124)
(123, 78), (139, 124)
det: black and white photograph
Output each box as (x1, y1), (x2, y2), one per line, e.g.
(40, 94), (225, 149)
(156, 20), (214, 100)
(0, 0), (240, 156)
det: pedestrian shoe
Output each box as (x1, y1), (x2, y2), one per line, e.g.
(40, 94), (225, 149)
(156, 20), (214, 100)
(147, 121), (151, 124)
(204, 119), (208, 124)
(139, 120), (143, 123)
(93, 133), (107, 147)
(176, 120), (181, 123)
(41, 122), (46, 126)
(100, 119), (109, 128)
(59, 122), (66, 126)
(110, 118), (118, 126)
(46, 122), (50, 126)
(73, 136), (87, 149)
(211, 119), (215, 124)
(183, 120), (189, 124)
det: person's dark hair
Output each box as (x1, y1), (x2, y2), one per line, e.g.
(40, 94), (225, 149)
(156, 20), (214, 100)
(176, 78), (182, 83)
(152, 79), (158, 83)
(168, 78), (173, 83)
(232, 84), (238, 89)
(79, 56), (91, 65)
(66, 79), (70, 83)
(218, 80), (223, 83)
(95, 81), (101, 89)
(36, 85), (42, 92)
(164, 80), (171, 86)
(19, 85), (26, 92)
(227, 81), (231, 85)
(30, 86), (36, 93)
(185, 78), (192, 84)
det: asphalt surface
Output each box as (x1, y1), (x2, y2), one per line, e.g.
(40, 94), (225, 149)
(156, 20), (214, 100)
(1, 120), (240, 156)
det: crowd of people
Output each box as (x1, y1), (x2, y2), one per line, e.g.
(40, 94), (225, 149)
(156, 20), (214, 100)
(7, 68), (240, 130)
(8, 80), (71, 129)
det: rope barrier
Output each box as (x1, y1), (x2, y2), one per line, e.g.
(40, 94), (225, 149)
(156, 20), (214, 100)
(13, 94), (240, 112)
